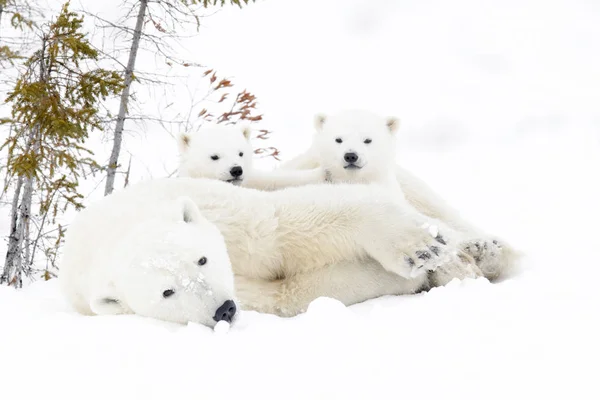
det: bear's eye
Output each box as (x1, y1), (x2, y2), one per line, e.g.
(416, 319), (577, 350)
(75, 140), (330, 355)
(198, 256), (207, 266)
(335, 138), (343, 144)
(211, 155), (219, 161)
(162, 289), (175, 298)
(364, 138), (372, 144)
(239, 152), (244, 157)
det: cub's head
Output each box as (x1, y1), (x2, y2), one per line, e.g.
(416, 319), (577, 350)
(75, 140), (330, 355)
(177, 124), (254, 185)
(91, 197), (237, 328)
(313, 110), (400, 183)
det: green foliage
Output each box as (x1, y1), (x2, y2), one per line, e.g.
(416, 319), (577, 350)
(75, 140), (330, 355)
(0, 0), (36, 30)
(1, 2), (124, 220)
(10, 11), (35, 30)
(0, 0), (36, 64)
(0, 45), (22, 64)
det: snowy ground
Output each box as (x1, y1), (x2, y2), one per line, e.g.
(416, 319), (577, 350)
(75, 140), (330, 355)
(2, 135), (599, 399)
(2, 0), (600, 399)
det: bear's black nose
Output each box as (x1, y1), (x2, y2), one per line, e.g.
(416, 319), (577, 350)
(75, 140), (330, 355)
(229, 166), (243, 178)
(213, 299), (236, 323)
(344, 152), (359, 164)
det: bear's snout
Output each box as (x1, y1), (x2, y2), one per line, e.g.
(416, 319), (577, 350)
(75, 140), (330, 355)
(344, 152), (359, 164)
(229, 166), (243, 178)
(213, 299), (237, 323)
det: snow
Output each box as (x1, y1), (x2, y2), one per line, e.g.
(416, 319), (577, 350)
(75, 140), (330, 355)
(2, 0), (600, 399)
(2, 135), (599, 399)
(213, 320), (231, 334)
(426, 223), (439, 239)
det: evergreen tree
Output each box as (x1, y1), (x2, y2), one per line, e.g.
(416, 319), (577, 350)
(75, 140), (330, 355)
(0, 2), (124, 287)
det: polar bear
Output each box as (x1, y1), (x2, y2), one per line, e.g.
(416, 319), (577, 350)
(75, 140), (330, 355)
(281, 110), (520, 281)
(177, 124), (325, 191)
(59, 177), (481, 325)
(59, 195), (238, 327)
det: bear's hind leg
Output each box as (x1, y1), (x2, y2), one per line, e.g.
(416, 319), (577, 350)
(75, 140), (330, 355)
(460, 237), (520, 281)
(234, 260), (428, 318)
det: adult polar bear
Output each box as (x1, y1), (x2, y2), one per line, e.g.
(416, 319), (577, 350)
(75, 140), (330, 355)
(59, 177), (480, 327)
(280, 110), (519, 281)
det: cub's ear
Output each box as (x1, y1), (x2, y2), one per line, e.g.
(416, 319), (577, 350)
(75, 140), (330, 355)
(90, 284), (130, 316)
(178, 133), (191, 153)
(386, 117), (400, 135)
(176, 196), (207, 225)
(240, 125), (252, 140)
(314, 113), (327, 132)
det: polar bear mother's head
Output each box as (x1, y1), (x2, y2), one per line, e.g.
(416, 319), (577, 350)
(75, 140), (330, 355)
(91, 197), (237, 328)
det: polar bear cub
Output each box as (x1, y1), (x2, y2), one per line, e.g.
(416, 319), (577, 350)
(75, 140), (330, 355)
(177, 124), (325, 191)
(281, 110), (519, 281)
(310, 109), (401, 188)
(59, 194), (238, 328)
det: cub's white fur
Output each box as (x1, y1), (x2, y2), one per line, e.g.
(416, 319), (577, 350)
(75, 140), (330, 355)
(281, 110), (520, 282)
(177, 124), (325, 191)
(59, 178), (480, 324)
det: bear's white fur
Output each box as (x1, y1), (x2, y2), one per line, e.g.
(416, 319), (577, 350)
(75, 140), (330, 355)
(311, 110), (401, 188)
(177, 124), (325, 191)
(59, 177), (481, 324)
(281, 110), (520, 282)
(59, 194), (237, 328)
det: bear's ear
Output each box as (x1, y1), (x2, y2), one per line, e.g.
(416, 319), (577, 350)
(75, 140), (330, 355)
(90, 283), (130, 316)
(90, 296), (128, 315)
(177, 196), (206, 225)
(314, 114), (327, 132)
(240, 125), (252, 140)
(386, 117), (400, 135)
(178, 133), (191, 153)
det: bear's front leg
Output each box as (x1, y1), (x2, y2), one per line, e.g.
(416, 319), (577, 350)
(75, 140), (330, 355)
(353, 202), (470, 280)
(269, 184), (477, 282)
(246, 167), (327, 191)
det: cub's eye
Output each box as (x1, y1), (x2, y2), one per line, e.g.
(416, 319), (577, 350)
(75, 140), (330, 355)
(198, 256), (207, 266)
(210, 155), (219, 161)
(162, 289), (175, 298)
(364, 138), (372, 144)
(239, 152), (244, 157)
(335, 138), (343, 143)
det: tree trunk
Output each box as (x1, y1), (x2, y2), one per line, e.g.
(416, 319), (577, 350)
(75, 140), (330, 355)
(0, 4), (4, 34)
(104, 0), (148, 196)
(13, 174), (34, 286)
(1, 124), (38, 287)
(1, 175), (23, 286)
(1, 173), (34, 288)
(1, 38), (47, 287)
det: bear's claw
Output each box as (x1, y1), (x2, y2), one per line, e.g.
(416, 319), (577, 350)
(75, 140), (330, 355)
(462, 238), (503, 266)
(435, 234), (447, 245)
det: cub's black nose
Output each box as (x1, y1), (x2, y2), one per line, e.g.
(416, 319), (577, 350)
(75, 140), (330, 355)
(214, 300), (236, 323)
(344, 152), (358, 164)
(229, 166), (243, 178)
